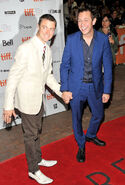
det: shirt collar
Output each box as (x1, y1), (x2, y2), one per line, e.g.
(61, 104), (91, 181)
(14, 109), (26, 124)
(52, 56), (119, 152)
(80, 29), (96, 41)
(35, 35), (46, 50)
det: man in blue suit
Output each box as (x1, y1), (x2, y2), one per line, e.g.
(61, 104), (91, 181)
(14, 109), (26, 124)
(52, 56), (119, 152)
(60, 8), (113, 162)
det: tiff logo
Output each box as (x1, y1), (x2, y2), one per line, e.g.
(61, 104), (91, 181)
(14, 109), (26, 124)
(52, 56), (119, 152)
(119, 34), (125, 55)
(2, 39), (13, 46)
(0, 52), (12, 61)
(0, 80), (7, 87)
(46, 93), (55, 100)
(24, 8), (35, 16)
(22, 37), (31, 43)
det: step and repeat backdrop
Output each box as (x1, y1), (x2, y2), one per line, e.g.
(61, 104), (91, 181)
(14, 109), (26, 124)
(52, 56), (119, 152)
(116, 26), (125, 65)
(0, 0), (66, 129)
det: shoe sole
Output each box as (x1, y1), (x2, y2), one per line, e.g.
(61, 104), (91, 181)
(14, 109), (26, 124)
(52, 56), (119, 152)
(29, 173), (53, 184)
(38, 162), (57, 167)
(86, 139), (106, 146)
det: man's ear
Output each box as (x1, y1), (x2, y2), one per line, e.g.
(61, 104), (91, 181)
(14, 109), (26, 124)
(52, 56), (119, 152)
(37, 24), (39, 30)
(93, 18), (97, 26)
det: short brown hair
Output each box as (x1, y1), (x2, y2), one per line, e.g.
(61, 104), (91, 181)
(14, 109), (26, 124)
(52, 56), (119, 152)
(78, 7), (96, 20)
(38, 14), (57, 27)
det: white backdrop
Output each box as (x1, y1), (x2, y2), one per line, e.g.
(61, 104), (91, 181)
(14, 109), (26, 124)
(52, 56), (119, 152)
(0, 0), (66, 129)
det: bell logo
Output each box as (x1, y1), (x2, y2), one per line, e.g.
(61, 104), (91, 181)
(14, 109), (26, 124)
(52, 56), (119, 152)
(22, 37), (31, 43)
(0, 80), (7, 87)
(0, 52), (12, 61)
(2, 39), (13, 46)
(24, 8), (35, 16)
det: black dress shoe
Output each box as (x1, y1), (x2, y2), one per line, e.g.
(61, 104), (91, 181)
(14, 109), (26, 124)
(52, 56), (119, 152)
(76, 148), (85, 162)
(86, 136), (106, 146)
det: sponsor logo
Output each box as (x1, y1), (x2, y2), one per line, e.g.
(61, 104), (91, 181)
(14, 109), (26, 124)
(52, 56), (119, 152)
(24, 8), (43, 16)
(0, 70), (9, 72)
(49, 9), (61, 14)
(0, 24), (11, 32)
(22, 37), (31, 43)
(0, 52), (12, 61)
(53, 103), (57, 109)
(53, 60), (60, 64)
(119, 34), (125, 55)
(19, 24), (32, 30)
(46, 93), (55, 100)
(24, 8), (35, 16)
(35, 8), (43, 16)
(0, 80), (7, 87)
(2, 39), (13, 46)
(4, 11), (16, 15)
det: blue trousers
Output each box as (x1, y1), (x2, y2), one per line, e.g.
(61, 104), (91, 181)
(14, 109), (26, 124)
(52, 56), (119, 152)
(70, 83), (104, 149)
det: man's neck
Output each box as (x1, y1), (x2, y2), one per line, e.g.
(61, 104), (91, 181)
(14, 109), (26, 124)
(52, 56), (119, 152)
(36, 33), (45, 44)
(83, 30), (94, 46)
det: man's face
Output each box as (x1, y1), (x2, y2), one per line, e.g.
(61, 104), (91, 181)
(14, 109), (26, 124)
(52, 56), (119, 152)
(37, 18), (56, 43)
(78, 11), (96, 36)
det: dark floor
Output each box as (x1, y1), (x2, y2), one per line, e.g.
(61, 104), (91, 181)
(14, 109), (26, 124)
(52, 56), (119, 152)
(0, 65), (125, 163)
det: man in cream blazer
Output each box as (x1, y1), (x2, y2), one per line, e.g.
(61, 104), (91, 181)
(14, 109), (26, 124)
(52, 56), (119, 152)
(3, 14), (62, 184)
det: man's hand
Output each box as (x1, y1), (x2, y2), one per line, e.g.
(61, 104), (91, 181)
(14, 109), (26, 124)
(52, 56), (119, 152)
(62, 91), (73, 104)
(102, 94), (110, 103)
(3, 110), (16, 124)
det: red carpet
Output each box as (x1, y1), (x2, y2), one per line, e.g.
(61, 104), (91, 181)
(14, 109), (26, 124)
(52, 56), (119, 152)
(0, 116), (125, 185)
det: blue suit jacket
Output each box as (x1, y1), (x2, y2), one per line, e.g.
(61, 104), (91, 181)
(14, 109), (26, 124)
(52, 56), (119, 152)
(60, 30), (113, 99)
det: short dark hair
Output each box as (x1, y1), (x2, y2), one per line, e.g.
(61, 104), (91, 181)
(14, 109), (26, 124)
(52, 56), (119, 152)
(78, 7), (96, 20)
(38, 14), (57, 27)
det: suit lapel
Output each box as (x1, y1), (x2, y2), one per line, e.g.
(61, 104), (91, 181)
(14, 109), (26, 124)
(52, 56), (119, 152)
(77, 33), (84, 65)
(31, 36), (46, 71)
(92, 31), (98, 66)
(43, 45), (50, 70)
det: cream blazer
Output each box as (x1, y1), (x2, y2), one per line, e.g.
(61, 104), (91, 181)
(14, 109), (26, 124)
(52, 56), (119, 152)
(4, 36), (62, 114)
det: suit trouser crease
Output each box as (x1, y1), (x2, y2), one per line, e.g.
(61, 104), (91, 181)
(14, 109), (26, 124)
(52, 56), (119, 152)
(21, 106), (43, 173)
(70, 83), (104, 148)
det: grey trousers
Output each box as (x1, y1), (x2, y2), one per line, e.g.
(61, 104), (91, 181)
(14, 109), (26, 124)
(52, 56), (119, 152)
(21, 106), (44, 173)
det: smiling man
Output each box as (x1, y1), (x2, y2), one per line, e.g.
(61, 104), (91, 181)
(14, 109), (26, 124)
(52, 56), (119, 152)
(60, 8), (113, 162)
(3, 14), (62, 184)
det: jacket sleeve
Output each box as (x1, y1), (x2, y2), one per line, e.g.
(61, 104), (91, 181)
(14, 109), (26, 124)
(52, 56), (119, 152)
(60, 36), (71, 92)
(103, 36), (113, 94)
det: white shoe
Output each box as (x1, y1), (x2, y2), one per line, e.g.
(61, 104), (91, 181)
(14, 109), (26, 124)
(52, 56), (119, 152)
(28, 170), (53, 184)
(38, 159), (57, 167)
